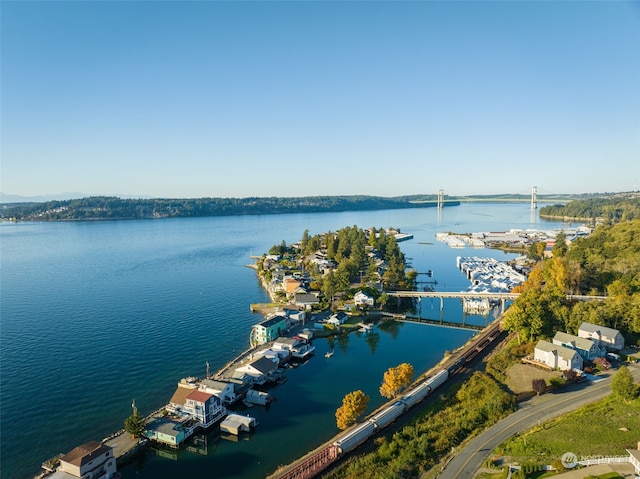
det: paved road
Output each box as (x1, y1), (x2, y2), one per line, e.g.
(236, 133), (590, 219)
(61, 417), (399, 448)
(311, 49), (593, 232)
(436, 363), (640, 479)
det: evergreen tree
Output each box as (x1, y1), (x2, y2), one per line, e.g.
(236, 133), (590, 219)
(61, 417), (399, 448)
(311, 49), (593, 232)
(124, 405), (146, 438)
(552, 231), (568, 257)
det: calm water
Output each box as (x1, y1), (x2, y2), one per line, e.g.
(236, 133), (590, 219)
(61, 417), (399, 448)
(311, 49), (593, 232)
(0, 203), (558, 479)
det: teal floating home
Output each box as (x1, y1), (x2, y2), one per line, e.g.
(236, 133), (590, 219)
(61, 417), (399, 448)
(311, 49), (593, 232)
(250, 314), (287, 346)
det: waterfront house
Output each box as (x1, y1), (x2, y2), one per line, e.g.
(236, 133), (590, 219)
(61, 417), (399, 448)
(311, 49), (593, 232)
(284, 277), (303, 295)
(534, 340), (584, 371)
(327, 311), (348, 327)
(236, 357), (279, 385)
(354, 291), (375, 307)
(199, 379), (238, 404)
(294, 292), (320, 310)
(283, 308), (307, 323)
(52, 441), (117, 479)
(273, 336), (302, 352)
(552, 331), (603, 361)
(254, 347), (289, 364)
(145, 417), (187, 447)
(578, 322), (625, 351)
(274, 336), (314, 359)
(250, 314), (287, 345)
(227, 370), (254, 386)
(184, 390), (225, 426)
(168, 381), (198, 415)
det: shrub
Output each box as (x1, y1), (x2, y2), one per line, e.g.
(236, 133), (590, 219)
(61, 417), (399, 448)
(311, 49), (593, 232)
(549, 377), (565, 389)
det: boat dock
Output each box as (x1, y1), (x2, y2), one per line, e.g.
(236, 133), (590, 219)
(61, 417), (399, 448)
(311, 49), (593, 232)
(220, 414), (257, 435)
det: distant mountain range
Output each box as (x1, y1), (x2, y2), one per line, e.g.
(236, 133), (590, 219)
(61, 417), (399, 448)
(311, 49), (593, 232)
(0, 192), (90, 203)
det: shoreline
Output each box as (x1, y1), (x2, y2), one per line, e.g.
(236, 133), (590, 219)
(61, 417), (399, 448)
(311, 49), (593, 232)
(33, 225), (497, 479)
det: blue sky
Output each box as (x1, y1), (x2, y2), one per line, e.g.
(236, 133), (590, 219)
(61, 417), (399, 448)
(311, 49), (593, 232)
(2, 1), (639, 199)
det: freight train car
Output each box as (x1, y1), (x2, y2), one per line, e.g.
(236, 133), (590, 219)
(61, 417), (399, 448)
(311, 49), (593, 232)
(333, 420), (376, 454)
(400, 381), (431, 408)
(369, 401), (406, 429)
(333, 368), (452, 455)
(425, 369), (449, 391)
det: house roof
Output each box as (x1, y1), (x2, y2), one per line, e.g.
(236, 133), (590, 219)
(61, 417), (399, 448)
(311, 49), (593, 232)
(274, 337), (298, 346)
(553, 331), (597, 351)
(186, 389), (213, 403)
(294, 293), (319, 304)
(147, 417), (184, 438)
(228, 370), (250, 381)
(169, 382), (197, 406)
(579, 322), (621, 339)
(247, 357), (278, 374)
(61, 441), (112, 467)
(200, 379), (231, 391)
(258, 314), (287, 328)
(535, 340), (579, 362)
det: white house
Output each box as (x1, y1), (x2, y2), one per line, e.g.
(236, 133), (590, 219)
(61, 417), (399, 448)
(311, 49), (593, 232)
(578, 322), (625, 351)
(354, 291), (375, 307)
(534, 340), (584, 371)
(326, 311), (349, 327)
(236, 357), (279, 385)
(552, 331), (604, 361)
(199, 379), (238, 405)
(53, 441), (117, 479)
(253, 347), (289, 364)
(273, 336), (304, 352)
(283, 308), (307, 323)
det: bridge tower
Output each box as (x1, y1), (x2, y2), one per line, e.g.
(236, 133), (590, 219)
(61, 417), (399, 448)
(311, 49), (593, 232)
(437, 188), (444, 209)
(531, 186), (537, 210)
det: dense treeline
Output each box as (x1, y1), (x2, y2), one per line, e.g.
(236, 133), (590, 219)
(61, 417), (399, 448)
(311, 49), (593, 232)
(539, 195), (640, 222)
(0, 195), (458, 221)
(263, 225), (415, 304)
(503, 219), (640, 343)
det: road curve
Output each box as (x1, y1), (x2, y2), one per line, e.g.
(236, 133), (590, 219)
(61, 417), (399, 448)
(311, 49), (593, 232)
(435, 363), (640, 479)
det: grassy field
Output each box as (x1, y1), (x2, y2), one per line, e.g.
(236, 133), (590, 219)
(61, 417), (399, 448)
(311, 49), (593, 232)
(506, 363), (563, 395)
(494, 395), (640, 465)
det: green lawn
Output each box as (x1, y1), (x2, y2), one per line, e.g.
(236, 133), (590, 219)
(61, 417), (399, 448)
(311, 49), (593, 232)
(496, 396), (640, 465)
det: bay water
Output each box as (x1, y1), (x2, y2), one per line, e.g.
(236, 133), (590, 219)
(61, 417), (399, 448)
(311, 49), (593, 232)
(0, 203), (558, 479)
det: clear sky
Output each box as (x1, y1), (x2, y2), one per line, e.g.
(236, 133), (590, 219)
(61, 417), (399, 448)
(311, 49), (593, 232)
(2, 1), (639, 199)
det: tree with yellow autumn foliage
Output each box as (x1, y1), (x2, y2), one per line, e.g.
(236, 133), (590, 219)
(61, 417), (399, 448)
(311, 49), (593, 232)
(379, 363), (414, 399)
(335, 390), (370, 430)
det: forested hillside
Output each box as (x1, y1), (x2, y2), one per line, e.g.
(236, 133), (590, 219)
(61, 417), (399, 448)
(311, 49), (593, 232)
(0, 195), (458, 221)
(539, 195), (640, 222)
(503, 219), (640, 343)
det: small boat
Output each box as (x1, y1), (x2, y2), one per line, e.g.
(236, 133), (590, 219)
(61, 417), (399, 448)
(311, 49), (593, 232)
(325, 350), (334, 358)
(291, 343), (316, 359)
